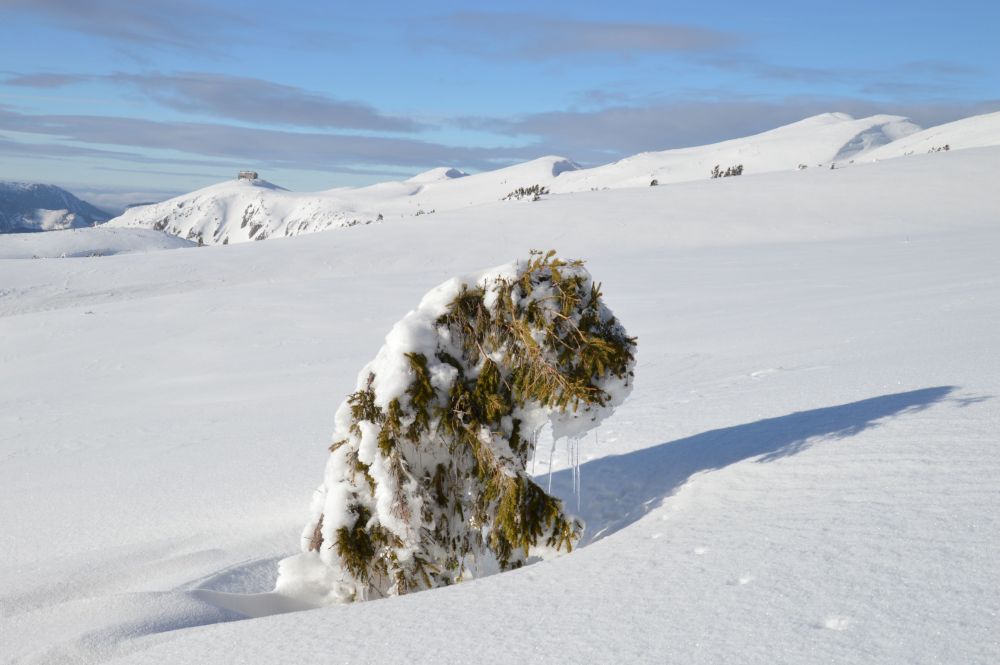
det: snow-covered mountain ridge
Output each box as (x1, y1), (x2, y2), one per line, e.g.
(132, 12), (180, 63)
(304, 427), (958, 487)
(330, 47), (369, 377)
(106, 111), (1000, 246)
(0, 182), (111, 233)
(549, 112), (919, 192)
(861, 110), (1000, 160)
(106, 157), (579, 245)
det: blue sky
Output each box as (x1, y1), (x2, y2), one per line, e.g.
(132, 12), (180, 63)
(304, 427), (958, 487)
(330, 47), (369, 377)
(0, 0), (997, 208)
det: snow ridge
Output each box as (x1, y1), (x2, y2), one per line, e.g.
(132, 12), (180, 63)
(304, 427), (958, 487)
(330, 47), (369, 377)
(861, 110), (1000, 160)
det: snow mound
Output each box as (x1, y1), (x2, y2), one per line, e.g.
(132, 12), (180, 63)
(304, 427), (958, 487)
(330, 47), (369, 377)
(541, 156), (581, 177)
(860, 111), (1000, 160)
(233, 178), (287, 191)
(0, 182), (111, 233)
(406, 167), (469, 183)
(833, 117), (922, 161)
(0, 227), (195, 259)
(106, 178), (373, 245)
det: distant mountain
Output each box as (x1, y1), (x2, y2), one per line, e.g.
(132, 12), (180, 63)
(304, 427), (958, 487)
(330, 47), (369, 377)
(550, 113), (920, 192)
(110, 112), (988, 247)
(106, 161), (576, 245)
(0, 182), (111, 233)
(107, 177), (358, 245)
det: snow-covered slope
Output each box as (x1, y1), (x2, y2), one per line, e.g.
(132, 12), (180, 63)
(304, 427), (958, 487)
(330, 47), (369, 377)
(105, 178), (367, 245)
(403, 166), (469, 183)
(0, 227), (195, 259)
(861, 110), (1000, 161)
(107, 113), (921, 246)
(551, 112), (919, 192)
(319, 155), (579, 214)
(2, 148), (998, 664)
(0, 182), (111, 233)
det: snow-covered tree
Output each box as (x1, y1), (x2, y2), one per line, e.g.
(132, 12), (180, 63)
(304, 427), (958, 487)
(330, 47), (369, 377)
(276, 251), (636, 604)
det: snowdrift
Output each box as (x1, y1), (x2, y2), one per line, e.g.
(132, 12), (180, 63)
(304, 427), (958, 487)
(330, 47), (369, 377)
(0, 227), (195, 259)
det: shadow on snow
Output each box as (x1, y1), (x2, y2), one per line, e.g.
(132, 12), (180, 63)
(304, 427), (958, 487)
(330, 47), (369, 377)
(546, 386), (959, 545)
(182, 386), (972, 625)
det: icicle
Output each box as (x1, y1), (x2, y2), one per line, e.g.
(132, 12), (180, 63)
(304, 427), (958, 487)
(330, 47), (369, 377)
(572, 436), (582, 511)
(577, 439), (582, 511)
(574, 438), (580, 508)
(575, 436), (580, 510)
(547, 435), (557, 492)
(566, 438), (573, 501)
(530, 426), (541, 476)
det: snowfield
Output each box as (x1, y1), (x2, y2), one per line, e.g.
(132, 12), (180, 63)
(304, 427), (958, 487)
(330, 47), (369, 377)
(0, 227), (194, 259)
(1, 147), (999, 664)
(862, 110), (1000, 161)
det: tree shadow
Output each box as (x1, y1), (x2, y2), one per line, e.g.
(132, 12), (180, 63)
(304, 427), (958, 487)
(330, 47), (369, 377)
(546, 386), (962, 545)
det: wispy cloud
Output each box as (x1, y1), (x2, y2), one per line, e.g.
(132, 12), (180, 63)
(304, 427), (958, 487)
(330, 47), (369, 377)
(71, 187), (186, 216)
(0, 0), (251, 49)
(0, 132), (260, 176)
(0, 107), (529, 172)
(0, 133), (153, 161)
(897, 61), (982, 77)
(109, 72), (424, 132)
(4, 71), (424, 132)
(3, 93), (998, 180)
(417, 12), (739, 59)
(859, 81), (964, 97)
(701, 55), (982, 91)
(700, 55), (849, 84)
(4, 72), (85, 88)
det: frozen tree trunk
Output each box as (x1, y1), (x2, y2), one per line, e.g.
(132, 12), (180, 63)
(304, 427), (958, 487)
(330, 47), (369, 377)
(276, 251), (636, 604)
